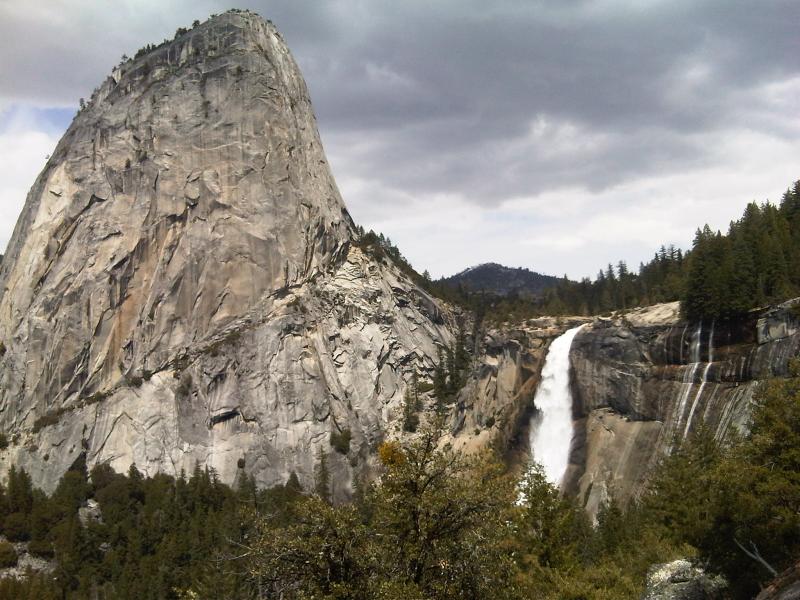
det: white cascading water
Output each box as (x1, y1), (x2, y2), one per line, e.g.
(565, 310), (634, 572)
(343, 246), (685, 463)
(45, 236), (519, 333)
(672, 321), (703, 435)
(529, 325), (585, 487)
(683, 319), (715, 438)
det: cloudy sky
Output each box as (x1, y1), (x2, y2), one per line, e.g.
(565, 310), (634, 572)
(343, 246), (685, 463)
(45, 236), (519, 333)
(1, 0), (798, 278)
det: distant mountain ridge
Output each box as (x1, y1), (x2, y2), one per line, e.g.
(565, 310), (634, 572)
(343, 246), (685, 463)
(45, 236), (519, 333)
(441, 262), (560, 297)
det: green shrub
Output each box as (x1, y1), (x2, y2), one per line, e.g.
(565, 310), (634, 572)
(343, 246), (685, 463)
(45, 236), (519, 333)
(330, 429), (352, 455)
(27, 539), (54, 559)
(32, 410), (65, 433)
(2, 512), (30, 542)
(0, 541), (18, 568)
(417, 381), (435, 394)
(126, 374), (143, 387)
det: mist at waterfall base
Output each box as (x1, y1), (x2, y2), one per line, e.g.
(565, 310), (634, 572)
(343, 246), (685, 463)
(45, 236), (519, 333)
(529, 325), (585, 487)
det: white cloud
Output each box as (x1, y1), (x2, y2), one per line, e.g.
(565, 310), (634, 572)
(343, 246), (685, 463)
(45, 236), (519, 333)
(0, 131), (58, 251)
(337, 123), (800, 279)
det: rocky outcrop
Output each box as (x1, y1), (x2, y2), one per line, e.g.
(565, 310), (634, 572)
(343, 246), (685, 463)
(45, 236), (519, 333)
(756, 560), (800, 600)
(0, 536), (55, 580)
(641, 560), (727, 600)
(0, 11), (454, 495)
(565, 300), (800, 513)
(78, 499), (103, 526)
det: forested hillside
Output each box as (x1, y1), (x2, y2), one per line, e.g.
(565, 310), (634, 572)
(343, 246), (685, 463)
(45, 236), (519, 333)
(440, 263), (559, 297)
(545, 178), (800, 319)
(1, 373), (798, 598)
(683, 180), (800, 319)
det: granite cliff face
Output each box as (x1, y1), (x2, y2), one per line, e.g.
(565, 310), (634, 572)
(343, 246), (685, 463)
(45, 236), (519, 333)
(564, 300), (800, 514)
(0, 11), (453, 494)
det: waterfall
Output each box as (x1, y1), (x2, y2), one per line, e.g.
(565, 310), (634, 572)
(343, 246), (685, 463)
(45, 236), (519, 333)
(678, 324), (688, 363)
(672, 321), (703, 435)
(529, 325), (585, 487)
(683, 319), (715, 438)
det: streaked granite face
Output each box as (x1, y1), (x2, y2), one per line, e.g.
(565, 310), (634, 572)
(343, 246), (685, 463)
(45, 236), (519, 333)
(0, 12), (454, 495)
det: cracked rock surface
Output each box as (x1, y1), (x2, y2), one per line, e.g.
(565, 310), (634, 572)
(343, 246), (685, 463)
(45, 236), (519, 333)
(566, 300), (800, 515)
(0, 12), (453, 495)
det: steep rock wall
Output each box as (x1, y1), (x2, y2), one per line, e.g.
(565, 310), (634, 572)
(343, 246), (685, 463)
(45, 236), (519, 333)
(0, 12), (352, 413)
(565, 300), (800, 513)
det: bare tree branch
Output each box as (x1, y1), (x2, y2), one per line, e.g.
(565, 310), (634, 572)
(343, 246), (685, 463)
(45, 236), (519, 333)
(734, 537), (778, 577)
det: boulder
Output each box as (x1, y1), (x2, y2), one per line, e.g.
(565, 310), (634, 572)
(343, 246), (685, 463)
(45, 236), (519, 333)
(642, 560), (727, 600)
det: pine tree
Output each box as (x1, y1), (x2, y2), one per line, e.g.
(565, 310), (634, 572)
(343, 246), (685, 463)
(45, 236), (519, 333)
(6, 466), (34, 514)
(433, 348), (448, 402)
(402, 378), (422, 433)
(314, 446), (331, 503)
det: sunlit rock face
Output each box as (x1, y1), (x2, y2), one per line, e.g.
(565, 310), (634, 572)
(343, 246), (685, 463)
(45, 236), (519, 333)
(565, 299), (800, 516)
(0, 11), (454, 494)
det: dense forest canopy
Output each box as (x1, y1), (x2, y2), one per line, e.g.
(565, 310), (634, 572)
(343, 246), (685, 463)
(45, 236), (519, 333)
(683, 180), (800, 320)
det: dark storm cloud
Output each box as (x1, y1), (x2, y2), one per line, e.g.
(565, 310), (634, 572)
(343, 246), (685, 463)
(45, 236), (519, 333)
(259, 0), (799, 203)
(2, 0), (797, 197)
(1, 0), (798, 276)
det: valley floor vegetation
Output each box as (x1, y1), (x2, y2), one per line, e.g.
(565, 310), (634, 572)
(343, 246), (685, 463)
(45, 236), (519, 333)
(0, 368), (798, 599)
